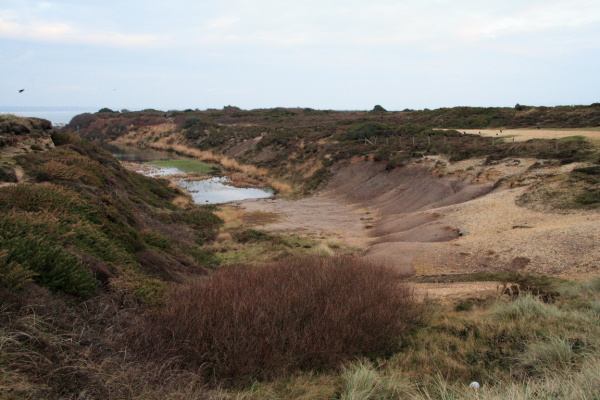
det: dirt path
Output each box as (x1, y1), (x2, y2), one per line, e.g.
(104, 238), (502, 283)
(235, 196), (372, 250)
(412, 281), (500, 300)
(460, 128), (600, 143)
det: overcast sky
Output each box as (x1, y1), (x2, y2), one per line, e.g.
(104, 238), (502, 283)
(1, 0), (599, 111)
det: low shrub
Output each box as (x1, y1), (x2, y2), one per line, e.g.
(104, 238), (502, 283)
(140, 229), (172, 250)
(0, 163), (17, 182)
(150, 256), (425, 384)
(0, 234), (97, 297)
(171, 208), (223, 244)
(342, 122), (387, 141)
(232, 229), (274, 243)
(575, 190), (600, 206)
(182, 118), (219, 140)
(0, 251), (37, 291)
(0, 184), (98, 223)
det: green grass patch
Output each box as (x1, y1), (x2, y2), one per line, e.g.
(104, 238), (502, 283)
(558, 135), (588, 142)
(144, 159), (219, 174)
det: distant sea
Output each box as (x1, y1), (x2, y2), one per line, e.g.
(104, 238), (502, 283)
(0, 107), (98, 125)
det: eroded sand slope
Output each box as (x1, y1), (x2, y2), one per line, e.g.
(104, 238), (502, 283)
(240, 157), (600, 279)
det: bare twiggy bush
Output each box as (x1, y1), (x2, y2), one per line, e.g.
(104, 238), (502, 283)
(149, 255), (425, 384)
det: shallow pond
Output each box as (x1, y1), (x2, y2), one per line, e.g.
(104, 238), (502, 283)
(104, 143), (273, 204)
(177, 177), (273, 204)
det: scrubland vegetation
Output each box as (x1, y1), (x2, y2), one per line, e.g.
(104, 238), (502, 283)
(2, 264), (598, 399)
(1, 110), (600, 398)
(73, 105), (600, 200)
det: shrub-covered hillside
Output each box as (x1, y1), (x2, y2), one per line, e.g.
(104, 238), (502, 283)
(1, 116), (223, 300)
(71, 105), (599, 194)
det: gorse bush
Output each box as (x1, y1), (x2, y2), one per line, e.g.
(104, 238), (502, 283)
(0, 184), (97, 222)
(0, 234), (97, 297)
(342, 122), (387, 141)
(150, 255), (425, 384)
(0, 132), (223, 299)
(0, 251), (37, 291)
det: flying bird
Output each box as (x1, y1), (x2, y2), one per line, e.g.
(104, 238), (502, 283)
(18, 89), (25, 93)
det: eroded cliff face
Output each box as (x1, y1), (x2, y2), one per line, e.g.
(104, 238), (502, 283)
(321, 157), (600, 279)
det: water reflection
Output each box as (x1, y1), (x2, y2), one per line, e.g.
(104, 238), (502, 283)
(177, 177), (273, 204)
(144, 166), (187, 177)
(104, 143), (273, 204)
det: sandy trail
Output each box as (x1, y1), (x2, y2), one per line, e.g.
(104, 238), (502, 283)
(235, 196), (372, 250)
(460, 128), (600, 142)
(412, 282), (500, 300)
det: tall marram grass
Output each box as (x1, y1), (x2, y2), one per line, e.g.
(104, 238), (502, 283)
(340, 361), (414, 400)
(148, 255), (425, 385)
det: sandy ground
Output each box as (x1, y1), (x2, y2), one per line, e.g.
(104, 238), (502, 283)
(460, 128), (600, 142)
(236, 157), (600, 284)
(234, 196), (372, 250)
(120, 132), (600, 298)
(413, 187), (600, 278)
(411, 281), (500, 300)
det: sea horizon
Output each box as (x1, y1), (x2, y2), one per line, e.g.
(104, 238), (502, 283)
(0, 106), (99, 125)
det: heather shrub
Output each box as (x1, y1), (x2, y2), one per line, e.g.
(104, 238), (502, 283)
(170, 208), (223, 244)
(152, 256), (424, 384)
(342, 122), (387, 141)
(232, 228), (275, 243)
(68, 112), (98, 130)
